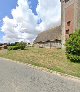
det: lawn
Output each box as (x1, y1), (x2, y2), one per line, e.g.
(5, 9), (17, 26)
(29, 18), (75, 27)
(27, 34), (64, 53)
(0, 47), (80, 77)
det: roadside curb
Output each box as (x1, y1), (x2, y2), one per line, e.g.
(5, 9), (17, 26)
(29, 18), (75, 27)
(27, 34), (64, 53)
(0, 57), (80, 82)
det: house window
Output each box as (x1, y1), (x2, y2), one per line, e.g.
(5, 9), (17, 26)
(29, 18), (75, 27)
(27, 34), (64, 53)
(65, 0), (69, 3)
(67, 21), (71, 26)
(66, 29), (69, 34)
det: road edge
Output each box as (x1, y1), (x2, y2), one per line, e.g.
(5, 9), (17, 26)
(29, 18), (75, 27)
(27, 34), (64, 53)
(0, 57), (80, 82)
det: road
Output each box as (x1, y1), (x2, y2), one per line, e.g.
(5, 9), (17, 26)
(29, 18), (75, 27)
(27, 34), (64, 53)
(0, 58), (80, 92)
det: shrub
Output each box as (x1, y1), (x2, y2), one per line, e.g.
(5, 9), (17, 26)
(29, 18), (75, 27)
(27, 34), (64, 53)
(8, 46), (20, 50)
(8, 42), (26, 50)
(16, 42), (26, 50)
(66, 29), (80, 62)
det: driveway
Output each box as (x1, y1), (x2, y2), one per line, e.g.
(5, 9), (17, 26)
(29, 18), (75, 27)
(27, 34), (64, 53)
(0, 58), (80, 92)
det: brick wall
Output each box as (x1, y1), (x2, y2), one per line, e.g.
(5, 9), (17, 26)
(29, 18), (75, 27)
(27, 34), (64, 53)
(61, 0), (80, 47)
(65, 4), (74, 39)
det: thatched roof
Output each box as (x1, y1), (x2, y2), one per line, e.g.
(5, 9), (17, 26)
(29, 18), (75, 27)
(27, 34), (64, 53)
(34, 26), (62, 43)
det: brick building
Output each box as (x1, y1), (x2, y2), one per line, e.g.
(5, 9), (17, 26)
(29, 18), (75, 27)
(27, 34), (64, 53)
(61, 0), (80, 48)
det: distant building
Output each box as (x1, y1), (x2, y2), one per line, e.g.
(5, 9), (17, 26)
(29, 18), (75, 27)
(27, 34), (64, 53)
(34, 26), (62, 48)
(0, 45), (7, 50)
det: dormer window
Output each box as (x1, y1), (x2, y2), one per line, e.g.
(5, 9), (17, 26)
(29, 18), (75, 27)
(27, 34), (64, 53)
(65, 0), (69, 3)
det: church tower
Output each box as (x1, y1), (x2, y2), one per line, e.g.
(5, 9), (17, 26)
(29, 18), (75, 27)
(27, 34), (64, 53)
(61, 0), (80, 48)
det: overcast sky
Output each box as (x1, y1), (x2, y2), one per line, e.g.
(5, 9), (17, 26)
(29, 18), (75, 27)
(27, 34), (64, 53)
(0, 0), (61, 43)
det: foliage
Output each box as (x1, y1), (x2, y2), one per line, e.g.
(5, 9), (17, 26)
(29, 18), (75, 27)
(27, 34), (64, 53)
(8, 42), (26, 50)
(16, 42), (26, 50)
(8, 46), (20, 50)
(66, 29), (80, 62)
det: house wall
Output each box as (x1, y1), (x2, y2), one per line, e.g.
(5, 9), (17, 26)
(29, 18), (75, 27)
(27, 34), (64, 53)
(34, 41), (62, 49)
(34, 43), (44, 48)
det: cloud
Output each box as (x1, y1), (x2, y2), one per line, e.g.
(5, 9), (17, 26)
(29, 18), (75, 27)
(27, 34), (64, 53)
(36, 0), (61, 31)
(1, 0), (39, 43)
(1, 0), (61, 43)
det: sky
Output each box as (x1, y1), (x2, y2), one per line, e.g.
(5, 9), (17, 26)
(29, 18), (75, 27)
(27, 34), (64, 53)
(0, 0), (61, 43)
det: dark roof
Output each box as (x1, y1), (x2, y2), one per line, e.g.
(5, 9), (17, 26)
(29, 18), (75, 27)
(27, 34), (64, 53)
(34, 26), (62, 43)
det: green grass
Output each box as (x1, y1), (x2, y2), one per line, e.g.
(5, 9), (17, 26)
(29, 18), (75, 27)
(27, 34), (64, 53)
(0, 47), (80, 77)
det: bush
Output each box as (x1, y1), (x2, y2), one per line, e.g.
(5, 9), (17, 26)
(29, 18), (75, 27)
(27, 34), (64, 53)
(16, 42), (26, 50)
(8, 46), (20, 50)
(8, 42), (26, 50)
(66, 29), (80, 62)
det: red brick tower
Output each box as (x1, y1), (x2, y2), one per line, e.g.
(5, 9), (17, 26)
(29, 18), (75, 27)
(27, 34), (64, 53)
(61, 0), (80, 48)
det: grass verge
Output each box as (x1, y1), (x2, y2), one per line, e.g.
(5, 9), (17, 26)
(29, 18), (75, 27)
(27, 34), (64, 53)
(0, 47), (80, 77)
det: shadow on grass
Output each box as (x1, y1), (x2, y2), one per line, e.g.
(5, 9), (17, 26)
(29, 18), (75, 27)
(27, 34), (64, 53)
(65, 53), (80, 63)
(70, 59), (80, 63)
(67, 56), (80, 63)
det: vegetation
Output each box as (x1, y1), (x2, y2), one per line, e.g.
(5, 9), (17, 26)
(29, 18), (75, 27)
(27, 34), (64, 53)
(8, 46), (20, 50)
(0, 47), (80, 77)
(66, 29), (80, 62)
(8, 41), (26, 50)
(16, 41), (26, 50)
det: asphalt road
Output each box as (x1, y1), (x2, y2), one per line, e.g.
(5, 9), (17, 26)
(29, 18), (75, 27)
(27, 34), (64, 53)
(0, 58), (80, 92)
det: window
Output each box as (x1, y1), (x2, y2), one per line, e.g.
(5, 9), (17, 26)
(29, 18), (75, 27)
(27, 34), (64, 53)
(67, 21), (71, 26)
(65, 0), (69, 3)
(66, 29), (69, 34)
